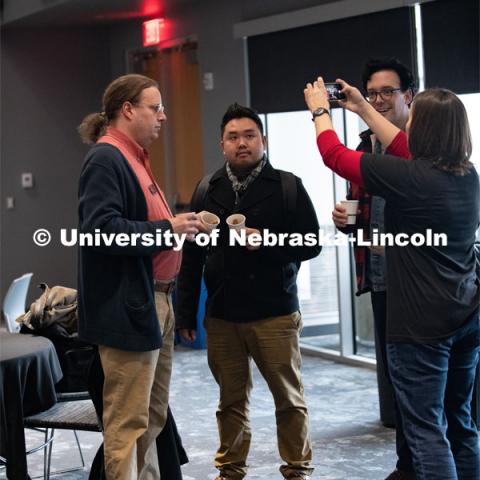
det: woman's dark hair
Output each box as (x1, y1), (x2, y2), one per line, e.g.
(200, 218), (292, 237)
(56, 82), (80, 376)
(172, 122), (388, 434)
(409, 88), (472, 175)
(362, 57), (416, 95)
(78, 74), (158, 144)
(220, 102), (264, 137)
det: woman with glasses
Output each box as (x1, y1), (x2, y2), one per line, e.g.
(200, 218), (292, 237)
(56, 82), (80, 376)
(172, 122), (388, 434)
(305, 76), (479, 480)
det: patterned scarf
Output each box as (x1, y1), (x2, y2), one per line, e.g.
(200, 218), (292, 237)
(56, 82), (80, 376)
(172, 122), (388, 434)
(226, 155), (267, 205)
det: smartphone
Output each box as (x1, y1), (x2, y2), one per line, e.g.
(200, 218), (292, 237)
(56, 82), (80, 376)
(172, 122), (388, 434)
(324, 82), (346, 101)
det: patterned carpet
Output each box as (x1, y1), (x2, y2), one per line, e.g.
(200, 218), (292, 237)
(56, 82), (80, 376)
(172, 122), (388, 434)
(4, 348), (400, 479)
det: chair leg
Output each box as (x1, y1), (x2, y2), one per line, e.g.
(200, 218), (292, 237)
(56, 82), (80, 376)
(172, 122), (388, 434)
(43, 428), (48, 480)
(27, 427), (95, 478)
(46, 428), (54, 480)
(73, 430), (86, 468)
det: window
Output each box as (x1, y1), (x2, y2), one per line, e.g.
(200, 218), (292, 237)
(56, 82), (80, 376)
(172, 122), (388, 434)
(250, 3), (480, 365)
(459, 93), (480, 168)
(263, 109), (352, 352)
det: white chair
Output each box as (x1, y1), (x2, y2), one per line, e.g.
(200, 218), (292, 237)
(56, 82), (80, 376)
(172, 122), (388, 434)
(3, 273), (33, 332)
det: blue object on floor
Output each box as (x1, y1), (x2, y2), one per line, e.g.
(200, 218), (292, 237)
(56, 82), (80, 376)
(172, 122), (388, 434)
(174, 278), (207, 350)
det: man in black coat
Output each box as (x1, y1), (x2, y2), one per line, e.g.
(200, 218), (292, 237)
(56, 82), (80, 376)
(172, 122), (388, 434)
(176, 103), (321, 480)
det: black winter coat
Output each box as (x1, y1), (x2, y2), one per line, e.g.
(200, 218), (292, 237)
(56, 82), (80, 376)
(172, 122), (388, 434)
(176, 162), (321, 328)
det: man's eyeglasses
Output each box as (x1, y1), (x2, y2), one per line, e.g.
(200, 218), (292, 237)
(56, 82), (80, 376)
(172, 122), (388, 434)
(135, 103), (166, 114)
(366, 88), (402, 102)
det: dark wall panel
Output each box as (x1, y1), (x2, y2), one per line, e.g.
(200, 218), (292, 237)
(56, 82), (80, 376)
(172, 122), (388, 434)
(0, 27), (112, 299)
(248, 7), (415, 113)
(422, 0), (479, 93)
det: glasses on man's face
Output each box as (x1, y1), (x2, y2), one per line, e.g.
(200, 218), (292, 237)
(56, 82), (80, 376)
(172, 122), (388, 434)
(366, 88), (402, 102)
(136, 103), (166, 114)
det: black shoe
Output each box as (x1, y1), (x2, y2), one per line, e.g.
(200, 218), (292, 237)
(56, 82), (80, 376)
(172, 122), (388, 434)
(284, 473), (312, 480)
(385, 469), (416, 480)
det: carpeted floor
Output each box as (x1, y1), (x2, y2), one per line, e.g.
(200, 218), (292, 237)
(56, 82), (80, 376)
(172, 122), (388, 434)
(3, 348), (400, 479)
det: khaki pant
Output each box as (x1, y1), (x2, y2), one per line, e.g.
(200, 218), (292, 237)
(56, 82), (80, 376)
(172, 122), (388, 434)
(205, 312), (313, 480)
(99, 292), (174, 480)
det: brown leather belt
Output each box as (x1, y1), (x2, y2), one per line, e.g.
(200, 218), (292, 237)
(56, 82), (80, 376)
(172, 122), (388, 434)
(154, 280), (176, 294)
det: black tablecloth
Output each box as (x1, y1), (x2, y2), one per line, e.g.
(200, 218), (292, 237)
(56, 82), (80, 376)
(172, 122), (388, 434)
(0, 332), (62, 480)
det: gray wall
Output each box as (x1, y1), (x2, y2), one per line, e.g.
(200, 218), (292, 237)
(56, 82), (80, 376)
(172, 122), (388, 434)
(1, 26), (111, 299)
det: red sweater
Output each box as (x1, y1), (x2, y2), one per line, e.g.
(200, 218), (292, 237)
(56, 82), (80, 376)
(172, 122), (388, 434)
(316, 130), (411, 184)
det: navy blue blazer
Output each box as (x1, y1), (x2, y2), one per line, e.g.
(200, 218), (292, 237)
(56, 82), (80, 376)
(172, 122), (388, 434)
(78, 144), (172, 352)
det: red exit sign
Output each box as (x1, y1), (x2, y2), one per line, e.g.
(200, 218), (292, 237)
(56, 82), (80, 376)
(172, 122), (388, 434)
(143, 18), (164, 47)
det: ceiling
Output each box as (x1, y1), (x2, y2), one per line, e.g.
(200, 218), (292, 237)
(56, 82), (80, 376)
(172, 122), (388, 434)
(1, 0), (198, 27)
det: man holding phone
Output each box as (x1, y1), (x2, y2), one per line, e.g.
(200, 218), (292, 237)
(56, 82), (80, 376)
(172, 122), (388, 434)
(332, 57), (415, 480)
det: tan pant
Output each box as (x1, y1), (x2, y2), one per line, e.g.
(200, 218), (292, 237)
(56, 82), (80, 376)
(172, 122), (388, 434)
(99, 292), (175, 480)
(205, 312), (313, 480)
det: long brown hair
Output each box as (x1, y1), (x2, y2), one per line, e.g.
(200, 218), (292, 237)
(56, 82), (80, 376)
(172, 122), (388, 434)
(78, 74), (158, 144)
(408, 88), (472, 175)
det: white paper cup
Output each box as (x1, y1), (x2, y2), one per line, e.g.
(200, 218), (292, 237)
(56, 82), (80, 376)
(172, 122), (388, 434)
(199, 211), (220, 231)
(341, 200), (359, 225)
(226, 214), (246, 231)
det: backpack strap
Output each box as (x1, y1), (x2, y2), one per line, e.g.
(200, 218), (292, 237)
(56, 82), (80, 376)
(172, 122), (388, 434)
(191, 170), (297, 225)
(190, 173), (213, 211)
(278, 170), (297, 228)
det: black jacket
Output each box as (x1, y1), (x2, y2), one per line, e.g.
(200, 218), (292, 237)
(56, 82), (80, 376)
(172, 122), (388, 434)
(78, 144), (172, 352)
(176, 161), (321, 328)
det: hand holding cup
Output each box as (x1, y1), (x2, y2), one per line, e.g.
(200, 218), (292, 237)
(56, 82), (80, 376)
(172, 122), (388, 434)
(170, 212), (204, 241)
(340, 200), (359, 225)
(332, 203), (348, 228)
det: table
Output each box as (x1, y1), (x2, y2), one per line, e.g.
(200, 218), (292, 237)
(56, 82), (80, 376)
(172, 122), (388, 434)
(0, 332), (62, 480)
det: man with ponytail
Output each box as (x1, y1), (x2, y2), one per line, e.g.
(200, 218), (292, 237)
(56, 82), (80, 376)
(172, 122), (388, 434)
(77, 74), (204, 479)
